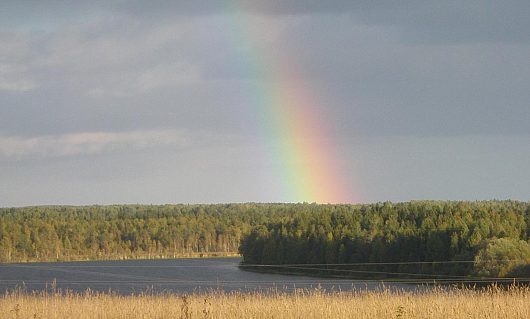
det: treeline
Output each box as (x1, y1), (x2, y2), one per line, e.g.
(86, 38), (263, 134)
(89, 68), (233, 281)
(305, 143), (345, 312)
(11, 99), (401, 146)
(0, 203), (296, 262)
(239, 201), (530, 279)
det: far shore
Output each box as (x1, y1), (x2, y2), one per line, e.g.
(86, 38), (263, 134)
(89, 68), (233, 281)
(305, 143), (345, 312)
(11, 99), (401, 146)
(0, 252), (241, 264)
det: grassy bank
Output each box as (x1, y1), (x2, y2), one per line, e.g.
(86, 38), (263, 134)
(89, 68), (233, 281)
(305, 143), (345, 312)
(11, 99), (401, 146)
(2, 286), (529, 318)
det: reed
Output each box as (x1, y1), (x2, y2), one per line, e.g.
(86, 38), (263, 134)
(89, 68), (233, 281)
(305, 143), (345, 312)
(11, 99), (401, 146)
(1, 285), (529, 318)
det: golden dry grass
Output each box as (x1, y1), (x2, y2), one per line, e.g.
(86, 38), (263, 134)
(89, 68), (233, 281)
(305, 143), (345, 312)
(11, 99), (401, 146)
(1, 286), (529, 319)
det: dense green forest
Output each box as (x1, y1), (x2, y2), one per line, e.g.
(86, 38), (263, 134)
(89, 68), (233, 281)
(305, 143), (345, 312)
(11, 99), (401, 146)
(0, 203), (300, 262)
(1, 201), (530, 279)
(239, 201), (530, 279)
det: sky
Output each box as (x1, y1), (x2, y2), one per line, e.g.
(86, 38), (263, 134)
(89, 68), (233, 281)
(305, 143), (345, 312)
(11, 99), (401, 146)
(1, 1), (529, 206)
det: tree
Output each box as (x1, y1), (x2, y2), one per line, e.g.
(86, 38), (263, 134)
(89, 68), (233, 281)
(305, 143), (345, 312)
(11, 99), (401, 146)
(473, 238), (530, 277)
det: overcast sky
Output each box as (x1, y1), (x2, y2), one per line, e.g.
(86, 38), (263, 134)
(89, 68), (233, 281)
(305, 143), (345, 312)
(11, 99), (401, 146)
(1, 1), (529, 206)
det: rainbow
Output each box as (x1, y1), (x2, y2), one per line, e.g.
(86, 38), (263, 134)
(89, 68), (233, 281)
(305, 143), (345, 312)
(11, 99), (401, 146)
(222, 6), (356, 203)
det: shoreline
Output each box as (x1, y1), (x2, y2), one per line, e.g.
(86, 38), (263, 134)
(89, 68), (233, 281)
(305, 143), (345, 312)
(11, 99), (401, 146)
(0, 252), (241, 265)
(238, 264), (528, 286)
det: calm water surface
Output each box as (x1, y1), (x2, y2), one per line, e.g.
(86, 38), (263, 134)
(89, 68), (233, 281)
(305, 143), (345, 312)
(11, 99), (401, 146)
(0, 258), (412, 294)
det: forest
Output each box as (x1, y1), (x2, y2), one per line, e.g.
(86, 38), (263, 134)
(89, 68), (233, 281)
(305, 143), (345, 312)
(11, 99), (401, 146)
(1, 201), (530, 279)
(0, 203), (298, 262)
(239, 201), (530, 279)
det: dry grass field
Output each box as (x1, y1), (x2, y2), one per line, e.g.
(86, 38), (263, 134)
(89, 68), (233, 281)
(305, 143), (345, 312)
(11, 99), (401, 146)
(1, 285), (529, 319)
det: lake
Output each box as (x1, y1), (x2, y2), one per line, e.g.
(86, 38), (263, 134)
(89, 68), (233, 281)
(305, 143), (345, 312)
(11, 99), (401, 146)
(0, 258), (412, 294)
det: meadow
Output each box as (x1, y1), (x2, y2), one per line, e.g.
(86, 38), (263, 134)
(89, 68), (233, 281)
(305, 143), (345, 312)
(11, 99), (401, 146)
(1, 285), (529, 319)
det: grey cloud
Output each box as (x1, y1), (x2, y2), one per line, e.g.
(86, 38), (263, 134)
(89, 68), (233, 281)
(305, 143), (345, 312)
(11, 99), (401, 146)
(0, 14), (277, 137)
(0, 136), (278, 206)
(346, 135), (530, 202)
(5, 1), (528, 43)
(0, 33), (37, 92)
(1, 4), (529, 140)
(0, 63), (37, 92)
(1, 135), (529, 206)
(117, 1), (530, 43)
(264, 15), (530, 137)
(1, 2), (529, 205)
(0, 129), (188, 159)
